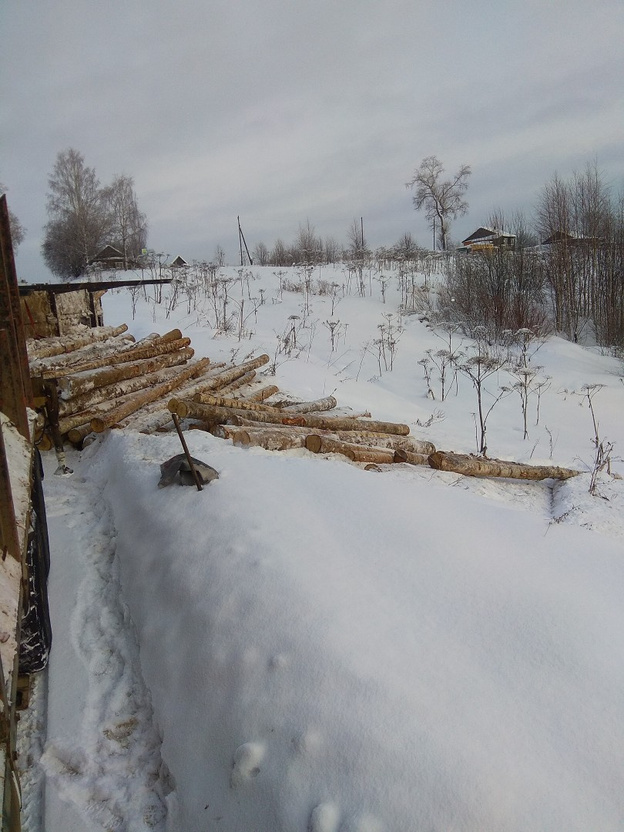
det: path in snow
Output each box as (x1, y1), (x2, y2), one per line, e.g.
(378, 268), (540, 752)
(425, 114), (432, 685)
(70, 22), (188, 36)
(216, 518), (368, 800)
(36, 449), (178, 831)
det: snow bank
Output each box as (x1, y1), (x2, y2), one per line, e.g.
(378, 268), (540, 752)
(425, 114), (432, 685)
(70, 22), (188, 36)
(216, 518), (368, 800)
(82, 428), (624, 831)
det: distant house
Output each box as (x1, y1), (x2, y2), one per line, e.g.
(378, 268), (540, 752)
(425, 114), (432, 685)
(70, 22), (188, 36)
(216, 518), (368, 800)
(170, 255), (189, 268)
(461, 227), (516, 252)
(89, 245), (125, 269)
(541, 230), (602, 247)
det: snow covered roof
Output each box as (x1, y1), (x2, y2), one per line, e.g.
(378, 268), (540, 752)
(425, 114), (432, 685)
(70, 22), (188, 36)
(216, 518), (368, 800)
(462, 227), (516, 245)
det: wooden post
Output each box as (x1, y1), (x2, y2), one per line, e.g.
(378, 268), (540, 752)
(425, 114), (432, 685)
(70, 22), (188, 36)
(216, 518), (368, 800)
(0, 195), (31, 438)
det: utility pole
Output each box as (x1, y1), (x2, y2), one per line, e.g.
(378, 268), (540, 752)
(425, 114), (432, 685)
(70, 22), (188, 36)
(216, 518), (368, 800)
(237, 216), (253, 266)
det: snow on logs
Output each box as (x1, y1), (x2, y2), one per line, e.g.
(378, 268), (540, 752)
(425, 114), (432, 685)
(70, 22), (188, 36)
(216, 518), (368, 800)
(168, 398), (411, 436)
(29, 326), (214, 446)
(29, 325), (581, 482)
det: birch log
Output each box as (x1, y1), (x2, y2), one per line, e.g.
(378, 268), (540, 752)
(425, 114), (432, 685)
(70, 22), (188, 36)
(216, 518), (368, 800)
(217, 370), (257, 395)
(40, 337), (192, 379)
(168, 399), (410, 435)
(238, 422), (432, 453)
(26, 324), (130, 360)
(58, 384), (151, 435)
(58, 348), (194, 399)
(393, 449), (430, 466)
(191, 391), (281, 413)
(304, 435), (397, 464)
(29, 335), (137, 376)
(192, 355), (270, 396)
(428, 451), (581, 480)
(67, 423), (98, 446)
(57, 362), (190, 417)
(281, 396), (337, 414)
(227, 427), (308, 451)
(242, 384), (280, 402)
(90, 358), (210, 432)
(119, 363), (222, 433)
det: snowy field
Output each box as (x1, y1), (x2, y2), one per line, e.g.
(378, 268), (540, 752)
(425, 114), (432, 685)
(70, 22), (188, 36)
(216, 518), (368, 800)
(21, 265), (624, 831)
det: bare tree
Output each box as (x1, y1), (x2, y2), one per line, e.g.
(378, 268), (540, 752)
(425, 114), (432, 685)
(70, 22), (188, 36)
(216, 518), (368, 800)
(214, 244), (226, 266)
(102, 174), (147, 268)
(293, 219), (323, 264)
(406, 156), (471, 251)
(252, 241), (270, 266)
(323, 236), (341, 263)
(42, 148), (110, 278)
(270, 238), (290, 266)
(346, 217), (367, 260)
(392, 231), (422, 261)
(0, 182), (26, 251)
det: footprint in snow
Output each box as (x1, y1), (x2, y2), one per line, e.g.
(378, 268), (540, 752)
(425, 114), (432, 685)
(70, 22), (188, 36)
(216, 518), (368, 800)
(308, 802), (340, 832)
(230, 742), (265, 788)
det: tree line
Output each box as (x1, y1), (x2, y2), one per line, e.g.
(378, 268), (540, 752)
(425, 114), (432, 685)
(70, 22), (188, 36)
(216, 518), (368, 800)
(5, 148), (623, 347)
(42, 148), (148, 279)
(438, 163), (624, 348)
(250, 218), (425, 267)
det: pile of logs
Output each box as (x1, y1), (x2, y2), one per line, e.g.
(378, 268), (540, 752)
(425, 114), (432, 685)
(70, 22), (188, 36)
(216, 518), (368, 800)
(28, 323), (581, 482)
(168, 395), (580, 481)
(27, 324), (274, 450)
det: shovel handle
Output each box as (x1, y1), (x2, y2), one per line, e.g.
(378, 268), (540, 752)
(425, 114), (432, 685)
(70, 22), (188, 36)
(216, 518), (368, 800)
(172, 413), (203, 491)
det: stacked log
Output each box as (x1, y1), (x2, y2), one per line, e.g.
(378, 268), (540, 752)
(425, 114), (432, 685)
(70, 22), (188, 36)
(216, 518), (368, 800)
(29, 323), (581, 483)
(28, 327), (205, 446)
(175, 394), (580, 481)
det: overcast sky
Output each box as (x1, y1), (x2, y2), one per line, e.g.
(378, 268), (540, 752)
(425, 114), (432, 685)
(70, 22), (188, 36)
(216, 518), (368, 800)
(2, 0), (623, 280)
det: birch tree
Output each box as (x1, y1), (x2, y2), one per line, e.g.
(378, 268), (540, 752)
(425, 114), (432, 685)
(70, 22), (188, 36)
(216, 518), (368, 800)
(407, 156), (471, 251)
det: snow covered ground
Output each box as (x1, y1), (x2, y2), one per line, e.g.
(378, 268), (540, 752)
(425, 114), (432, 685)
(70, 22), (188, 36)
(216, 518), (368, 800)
(19, 265), (624, 831)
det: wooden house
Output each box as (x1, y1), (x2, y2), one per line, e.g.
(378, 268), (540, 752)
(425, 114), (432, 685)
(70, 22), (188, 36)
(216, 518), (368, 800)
(462, 227), (516, 252)
(89, 245), (125, 269)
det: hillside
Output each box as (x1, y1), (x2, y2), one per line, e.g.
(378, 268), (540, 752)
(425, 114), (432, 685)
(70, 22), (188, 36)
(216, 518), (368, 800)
(22, 264), (624, 832)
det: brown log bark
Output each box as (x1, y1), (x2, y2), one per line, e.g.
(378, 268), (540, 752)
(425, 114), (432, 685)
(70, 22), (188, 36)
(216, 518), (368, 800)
(91, 357), (210, 432)
(155, 328), (183, 343)
(26, 324), (130, 360)
(427, 451), (581, 480)
(281, 396), (337, 414)
(57, 347), (194, 399)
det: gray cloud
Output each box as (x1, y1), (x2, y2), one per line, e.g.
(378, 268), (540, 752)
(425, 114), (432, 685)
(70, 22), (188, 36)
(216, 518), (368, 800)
(1, 0), (623, 277)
